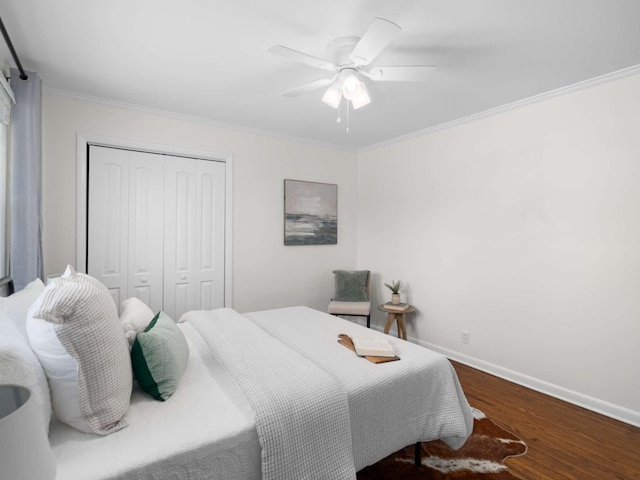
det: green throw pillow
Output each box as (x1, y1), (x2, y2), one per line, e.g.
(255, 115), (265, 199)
(131, 311), (189, 401)
(333, 270), (370, 302)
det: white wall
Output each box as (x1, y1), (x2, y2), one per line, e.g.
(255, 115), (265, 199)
(42, 93), (359, 313)
(358, 73), (640, 425)
(41, 74), (640, 426)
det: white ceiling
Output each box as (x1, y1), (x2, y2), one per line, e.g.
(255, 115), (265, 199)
(1, 0), (640, 151)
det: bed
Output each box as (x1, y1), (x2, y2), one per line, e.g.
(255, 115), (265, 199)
(1, 276), (473, 480)
(49, 306), (472, 479)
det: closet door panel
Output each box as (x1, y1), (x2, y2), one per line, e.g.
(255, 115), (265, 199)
(163, 156), (196, 320)
(199, 281), (215, 310)
(173, 284), (190, 321)
(127, 151), (164, 313)
(196, 160), (226, 310)
(87, 146), (129, 307)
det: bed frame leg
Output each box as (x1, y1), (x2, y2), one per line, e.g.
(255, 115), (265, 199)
(414, 442), (421, 466)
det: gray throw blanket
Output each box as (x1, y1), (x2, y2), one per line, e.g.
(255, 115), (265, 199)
(185, 308), (356, 480)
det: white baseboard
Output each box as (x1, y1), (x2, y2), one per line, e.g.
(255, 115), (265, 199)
(364, 321), (639, 427)
(409, 337), (640, 428)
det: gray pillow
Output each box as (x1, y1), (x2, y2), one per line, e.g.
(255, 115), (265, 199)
(332, 270), (370, 302)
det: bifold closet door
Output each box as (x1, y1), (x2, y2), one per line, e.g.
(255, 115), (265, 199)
(163, 156), (226, 320)
(88, 147), (226, 319)
(87, 147), (164, 312)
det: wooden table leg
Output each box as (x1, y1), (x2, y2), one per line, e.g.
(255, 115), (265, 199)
(388, 313), (402, 338)
(398, 314), (407, 340)
(385, 312), (407, 339)
(384, 313), (395, 334)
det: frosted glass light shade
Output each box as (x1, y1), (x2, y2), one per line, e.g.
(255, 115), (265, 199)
(0, 385), (56, 480)
(322, 82), (343, 109)
(341, 73), (362, 100)
(351, 82), (371, 110)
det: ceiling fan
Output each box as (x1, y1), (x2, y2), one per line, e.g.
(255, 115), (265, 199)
(268, 18), (436, 113)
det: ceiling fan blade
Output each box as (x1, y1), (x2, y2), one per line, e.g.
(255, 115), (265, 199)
(365, 65), (436, 82)
(349, 18), (401, 66)
(281, 77), (336, 97)
(268, 45), (337, 72)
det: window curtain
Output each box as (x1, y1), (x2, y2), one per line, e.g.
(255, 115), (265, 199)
(0, 72), (12, 290)
(9, 68), (42, 291)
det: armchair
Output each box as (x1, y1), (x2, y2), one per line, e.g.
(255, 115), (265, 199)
(328, 270), (371, 328)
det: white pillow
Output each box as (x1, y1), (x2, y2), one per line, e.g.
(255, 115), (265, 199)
(119, 297), (155, 347)
(0, 278), (45, 335)
(27, 265), (132, 435)
(0, 312), (52, 433)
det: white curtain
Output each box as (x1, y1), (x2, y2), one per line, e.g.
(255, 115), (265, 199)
(9, 69), (42, 291)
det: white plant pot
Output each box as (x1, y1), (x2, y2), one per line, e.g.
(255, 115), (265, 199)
(391, 293), (401, 305)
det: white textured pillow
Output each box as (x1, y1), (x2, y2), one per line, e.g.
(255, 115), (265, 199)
(0, 278), (45, 335)
(27, 265), (132, 435)
(120, 297), (155, 347)
(0, 312), (52, 433)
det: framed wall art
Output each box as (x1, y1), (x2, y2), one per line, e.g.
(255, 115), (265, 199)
(284, 179), (337, 245)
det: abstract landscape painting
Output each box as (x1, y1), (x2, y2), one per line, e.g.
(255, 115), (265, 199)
(284, 179), (337, 245)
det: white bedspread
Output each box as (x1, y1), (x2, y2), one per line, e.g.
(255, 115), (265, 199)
(49, 306), (472, 479)
(246, 306), (474, 470)
(186, 308), (356, 480)
(50, 323), (261, 480)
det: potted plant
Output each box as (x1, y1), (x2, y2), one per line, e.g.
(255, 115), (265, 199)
(384, 280), (403, 305)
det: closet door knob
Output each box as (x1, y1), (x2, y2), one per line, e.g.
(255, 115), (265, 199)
(140, 277), (148, 283)
(180, 274), (187, 280)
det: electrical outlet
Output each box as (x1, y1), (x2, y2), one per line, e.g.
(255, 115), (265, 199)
(462, 330), (470, 344)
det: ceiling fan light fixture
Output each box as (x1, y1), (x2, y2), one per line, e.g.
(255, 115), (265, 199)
(341, 73), (362, 100)
(269, 17), (437, 129)
(321, 81), (343, 109)
(351, 82), (371, 110)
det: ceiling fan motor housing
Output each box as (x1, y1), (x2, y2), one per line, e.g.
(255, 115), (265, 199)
(326, 36), (360, 66)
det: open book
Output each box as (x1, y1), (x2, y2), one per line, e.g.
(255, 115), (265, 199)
(351, 336), (396, 358)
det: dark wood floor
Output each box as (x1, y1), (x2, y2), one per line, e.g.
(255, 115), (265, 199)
(451, 361), (640, 480)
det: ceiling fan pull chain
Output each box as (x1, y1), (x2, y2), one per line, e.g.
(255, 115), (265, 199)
(346, 100), (350, 133)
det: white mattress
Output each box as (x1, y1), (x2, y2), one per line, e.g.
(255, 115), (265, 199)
(49, 323), (261, 480)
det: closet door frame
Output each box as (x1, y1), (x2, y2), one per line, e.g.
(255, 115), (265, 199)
(75, 133), (233, 308)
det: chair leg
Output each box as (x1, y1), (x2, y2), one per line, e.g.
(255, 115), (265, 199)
(330, 313), (370, 328)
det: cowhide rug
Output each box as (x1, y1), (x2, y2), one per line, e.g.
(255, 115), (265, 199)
(357, 408), (527, 480)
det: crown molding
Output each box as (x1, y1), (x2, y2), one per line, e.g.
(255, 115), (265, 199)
(43, 86), (358, 154)
(43, 63), (640, 156)
(359, 64), (640, 153)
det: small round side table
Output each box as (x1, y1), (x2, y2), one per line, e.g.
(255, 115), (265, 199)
(377, 303), (415, 340)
